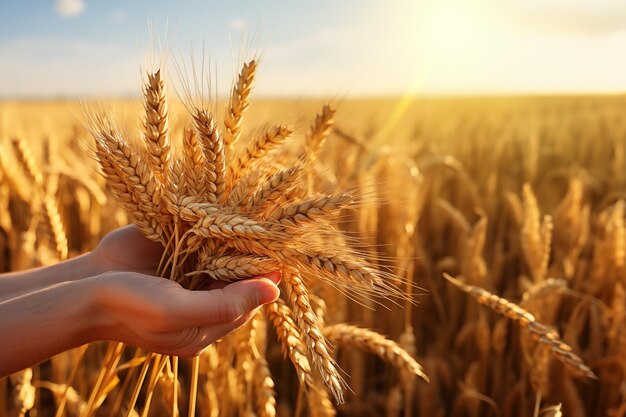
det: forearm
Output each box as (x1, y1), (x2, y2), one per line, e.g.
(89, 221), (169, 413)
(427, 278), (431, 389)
(0, 279), (95, 376)
(0, 252), (101, 301)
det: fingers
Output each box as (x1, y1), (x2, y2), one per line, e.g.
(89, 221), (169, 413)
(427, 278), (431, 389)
(164, 278), (280, 328)
(203, 280), (230, 291)
(96, 271), (282, 357)
(163, 308), (261, 357)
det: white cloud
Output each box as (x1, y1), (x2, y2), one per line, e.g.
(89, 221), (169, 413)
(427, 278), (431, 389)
(55, 0), (85, 18)
(229, 18), (248, 32)
(489, 1), (626, 36)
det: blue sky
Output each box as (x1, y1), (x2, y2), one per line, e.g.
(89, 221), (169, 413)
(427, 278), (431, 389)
(3, 0), (626, 98)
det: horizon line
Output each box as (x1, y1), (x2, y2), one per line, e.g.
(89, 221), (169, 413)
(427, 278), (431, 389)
(3, 90), (626, 102)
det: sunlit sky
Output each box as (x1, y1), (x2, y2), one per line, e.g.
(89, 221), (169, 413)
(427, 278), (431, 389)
(2, 0), (626, 98)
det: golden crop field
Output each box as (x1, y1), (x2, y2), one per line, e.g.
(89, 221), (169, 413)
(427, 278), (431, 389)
(2, 59), (626, 417)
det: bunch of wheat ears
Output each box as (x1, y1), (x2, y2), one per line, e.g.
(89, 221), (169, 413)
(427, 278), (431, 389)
(79, 60), (428, 417)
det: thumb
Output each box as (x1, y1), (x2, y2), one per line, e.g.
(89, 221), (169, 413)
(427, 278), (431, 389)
(166, 278), (280, 328)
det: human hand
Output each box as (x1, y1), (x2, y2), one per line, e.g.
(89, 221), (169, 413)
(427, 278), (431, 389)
(86, 271), (281, 357)
(91, 225), (164, 276)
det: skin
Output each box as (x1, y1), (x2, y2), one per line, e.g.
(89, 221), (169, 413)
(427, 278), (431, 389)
(0, 225), (280, 377)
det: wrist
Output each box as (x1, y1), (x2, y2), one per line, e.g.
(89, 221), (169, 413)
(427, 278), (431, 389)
(81, 251), (107, 277)
(72, 275), (112, 344)
(0, 279), (99, 375)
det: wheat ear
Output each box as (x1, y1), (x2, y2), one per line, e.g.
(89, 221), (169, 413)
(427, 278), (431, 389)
(324, 324), (428, 382)
(11, 137), (43, 186)
(93, 136), (163, 243)
(42, 179), (69, 259)
(268, 193), (353, 227)
(265, 299), (313, 388)
(305, 104), (336, 157)
(245, 165), (303, 214)
(283, 270), (346, 403)
(231, 125), (293, 180)
(181, 128), (208, 202)
(224, 59), (257, 148)
(253, 355), (277, 417)
(143, 69), (170, 178)
(187, 255), (280, 281)
(95, 124), (161, 215)
(443, 273), (596, 379)
(192, 108), (226, 203)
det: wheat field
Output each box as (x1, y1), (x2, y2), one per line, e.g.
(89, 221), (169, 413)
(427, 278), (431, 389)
(1, 64), (625, 417)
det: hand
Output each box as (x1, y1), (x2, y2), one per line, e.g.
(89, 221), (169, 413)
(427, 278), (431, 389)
(88, 271), (281, 357)
(91, 225), (164, 275)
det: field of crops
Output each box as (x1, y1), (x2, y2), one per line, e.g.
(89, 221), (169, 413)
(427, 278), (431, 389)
(1, 66), (626, 417)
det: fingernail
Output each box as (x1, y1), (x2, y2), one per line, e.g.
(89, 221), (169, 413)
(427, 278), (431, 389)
(255, 282), (280, 305)
(257, 271), (281, 285)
